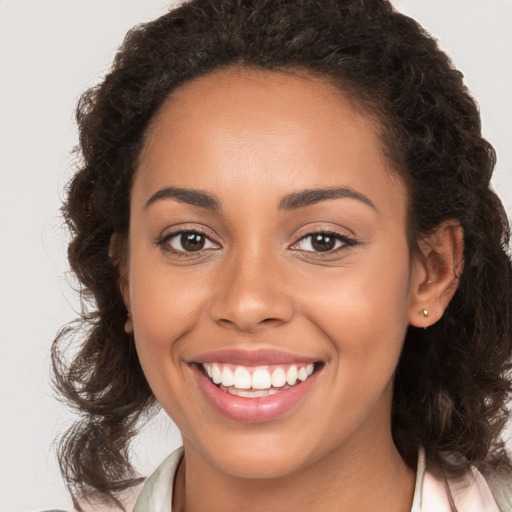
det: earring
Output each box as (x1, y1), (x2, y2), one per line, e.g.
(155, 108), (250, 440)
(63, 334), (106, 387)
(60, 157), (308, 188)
(422, 309), (429, 318)
(124, 313), (133, 333)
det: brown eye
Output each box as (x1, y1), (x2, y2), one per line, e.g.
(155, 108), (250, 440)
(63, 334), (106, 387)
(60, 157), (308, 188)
(160, 230), (219, 254)
(310, 233), (337, 252)
(292, 231), (356, 254)
(180, 232), (206, 252)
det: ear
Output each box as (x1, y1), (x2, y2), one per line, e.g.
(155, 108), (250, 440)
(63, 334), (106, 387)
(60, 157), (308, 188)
(109, 233), (133, 333)
(408, 220), (464, 328)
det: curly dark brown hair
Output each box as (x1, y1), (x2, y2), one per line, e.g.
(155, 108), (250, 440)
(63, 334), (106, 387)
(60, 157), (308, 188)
(52, 0), (512, 508)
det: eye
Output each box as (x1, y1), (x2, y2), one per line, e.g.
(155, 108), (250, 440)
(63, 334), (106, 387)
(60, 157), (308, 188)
(158, 230), (220, 254)
(292, 231), (356, 253)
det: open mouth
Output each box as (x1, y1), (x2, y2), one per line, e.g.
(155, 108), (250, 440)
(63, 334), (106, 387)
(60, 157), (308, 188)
(200, 362), (320, 398)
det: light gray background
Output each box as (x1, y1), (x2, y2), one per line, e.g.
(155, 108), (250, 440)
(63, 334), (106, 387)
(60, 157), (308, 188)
(0, 1), (511, 510)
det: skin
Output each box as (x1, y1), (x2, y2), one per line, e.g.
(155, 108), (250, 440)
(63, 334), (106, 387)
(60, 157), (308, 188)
(119, 68), (463, 512)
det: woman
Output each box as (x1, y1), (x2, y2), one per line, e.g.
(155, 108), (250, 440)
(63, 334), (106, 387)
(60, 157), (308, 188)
(52, 0), (512, 510)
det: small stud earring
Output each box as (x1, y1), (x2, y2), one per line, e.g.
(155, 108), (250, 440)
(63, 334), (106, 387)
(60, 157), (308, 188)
(124, 313), (133, 333)
(422, 309), (429, 318)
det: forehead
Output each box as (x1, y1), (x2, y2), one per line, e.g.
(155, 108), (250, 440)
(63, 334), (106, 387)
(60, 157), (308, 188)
(134, 67), (406, 216)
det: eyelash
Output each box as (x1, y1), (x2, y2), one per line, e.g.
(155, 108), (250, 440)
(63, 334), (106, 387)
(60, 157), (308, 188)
(156, 228), (219, 256)
(291, 230), (358, 255)
(155, 228), (358, 256)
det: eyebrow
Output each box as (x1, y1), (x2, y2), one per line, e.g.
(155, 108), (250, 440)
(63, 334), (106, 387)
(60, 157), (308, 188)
(279, 187), (377, 211)
(145, 185), (376, 213)
(145, 187), (220, 211)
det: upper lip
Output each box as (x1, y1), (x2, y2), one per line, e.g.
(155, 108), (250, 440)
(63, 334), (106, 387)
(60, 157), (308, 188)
(188, 349), (319, 366)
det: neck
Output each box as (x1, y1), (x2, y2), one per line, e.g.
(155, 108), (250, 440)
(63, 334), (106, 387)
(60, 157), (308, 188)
(173, 432), (415, 512)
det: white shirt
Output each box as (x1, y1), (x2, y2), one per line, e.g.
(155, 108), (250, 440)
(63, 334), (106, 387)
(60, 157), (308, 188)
(132, 447), (507, 511)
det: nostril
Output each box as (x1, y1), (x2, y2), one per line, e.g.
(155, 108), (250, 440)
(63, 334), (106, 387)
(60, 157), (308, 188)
(216, 316), (283, 331)
(261, 317), (280, 323)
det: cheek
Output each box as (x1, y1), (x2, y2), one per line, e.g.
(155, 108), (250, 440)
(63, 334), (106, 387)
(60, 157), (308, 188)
(303, 244), (412, 371)
(297, 249), (412, 440)
(127, 254), (209, 372)
(127, 262), (212, 426)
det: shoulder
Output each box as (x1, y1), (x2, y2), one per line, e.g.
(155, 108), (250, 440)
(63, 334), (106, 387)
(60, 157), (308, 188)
(54, 477), (146, 512)
(132, 446), (184, 512)
(484, 466), (512, 512)
(422, 457), (511, 512)
(41, 447), (183, 512)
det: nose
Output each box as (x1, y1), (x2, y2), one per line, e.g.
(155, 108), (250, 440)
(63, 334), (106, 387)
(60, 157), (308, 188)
(209, 247), (294, 333)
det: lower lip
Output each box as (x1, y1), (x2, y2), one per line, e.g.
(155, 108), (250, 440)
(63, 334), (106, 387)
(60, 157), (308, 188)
(193, 365), (319, 423)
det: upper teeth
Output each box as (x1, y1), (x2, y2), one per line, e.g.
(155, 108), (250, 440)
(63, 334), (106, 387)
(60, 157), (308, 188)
(202, 363), (315, 390)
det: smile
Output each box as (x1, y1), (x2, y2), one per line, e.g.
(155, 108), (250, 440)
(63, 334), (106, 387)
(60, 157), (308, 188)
(201, 363), (316, 398)
(192, 353), (322, 422)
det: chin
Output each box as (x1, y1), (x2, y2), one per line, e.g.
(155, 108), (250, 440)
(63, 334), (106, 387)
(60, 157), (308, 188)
(186, 427), (326, 480)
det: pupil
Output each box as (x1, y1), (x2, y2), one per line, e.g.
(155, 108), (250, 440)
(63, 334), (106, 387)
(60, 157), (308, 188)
(181, 233), (205, 251)
(311, 234), (335, 252)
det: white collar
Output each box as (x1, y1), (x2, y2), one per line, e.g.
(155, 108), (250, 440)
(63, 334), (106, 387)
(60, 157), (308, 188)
(133, 446), (500, 512)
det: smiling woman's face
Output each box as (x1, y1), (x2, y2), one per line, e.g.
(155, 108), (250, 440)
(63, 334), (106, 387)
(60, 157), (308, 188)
(122, 68), (425, 479)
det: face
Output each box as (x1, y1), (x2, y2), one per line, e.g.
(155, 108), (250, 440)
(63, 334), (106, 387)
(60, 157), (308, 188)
(122, 68), (424, 479)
